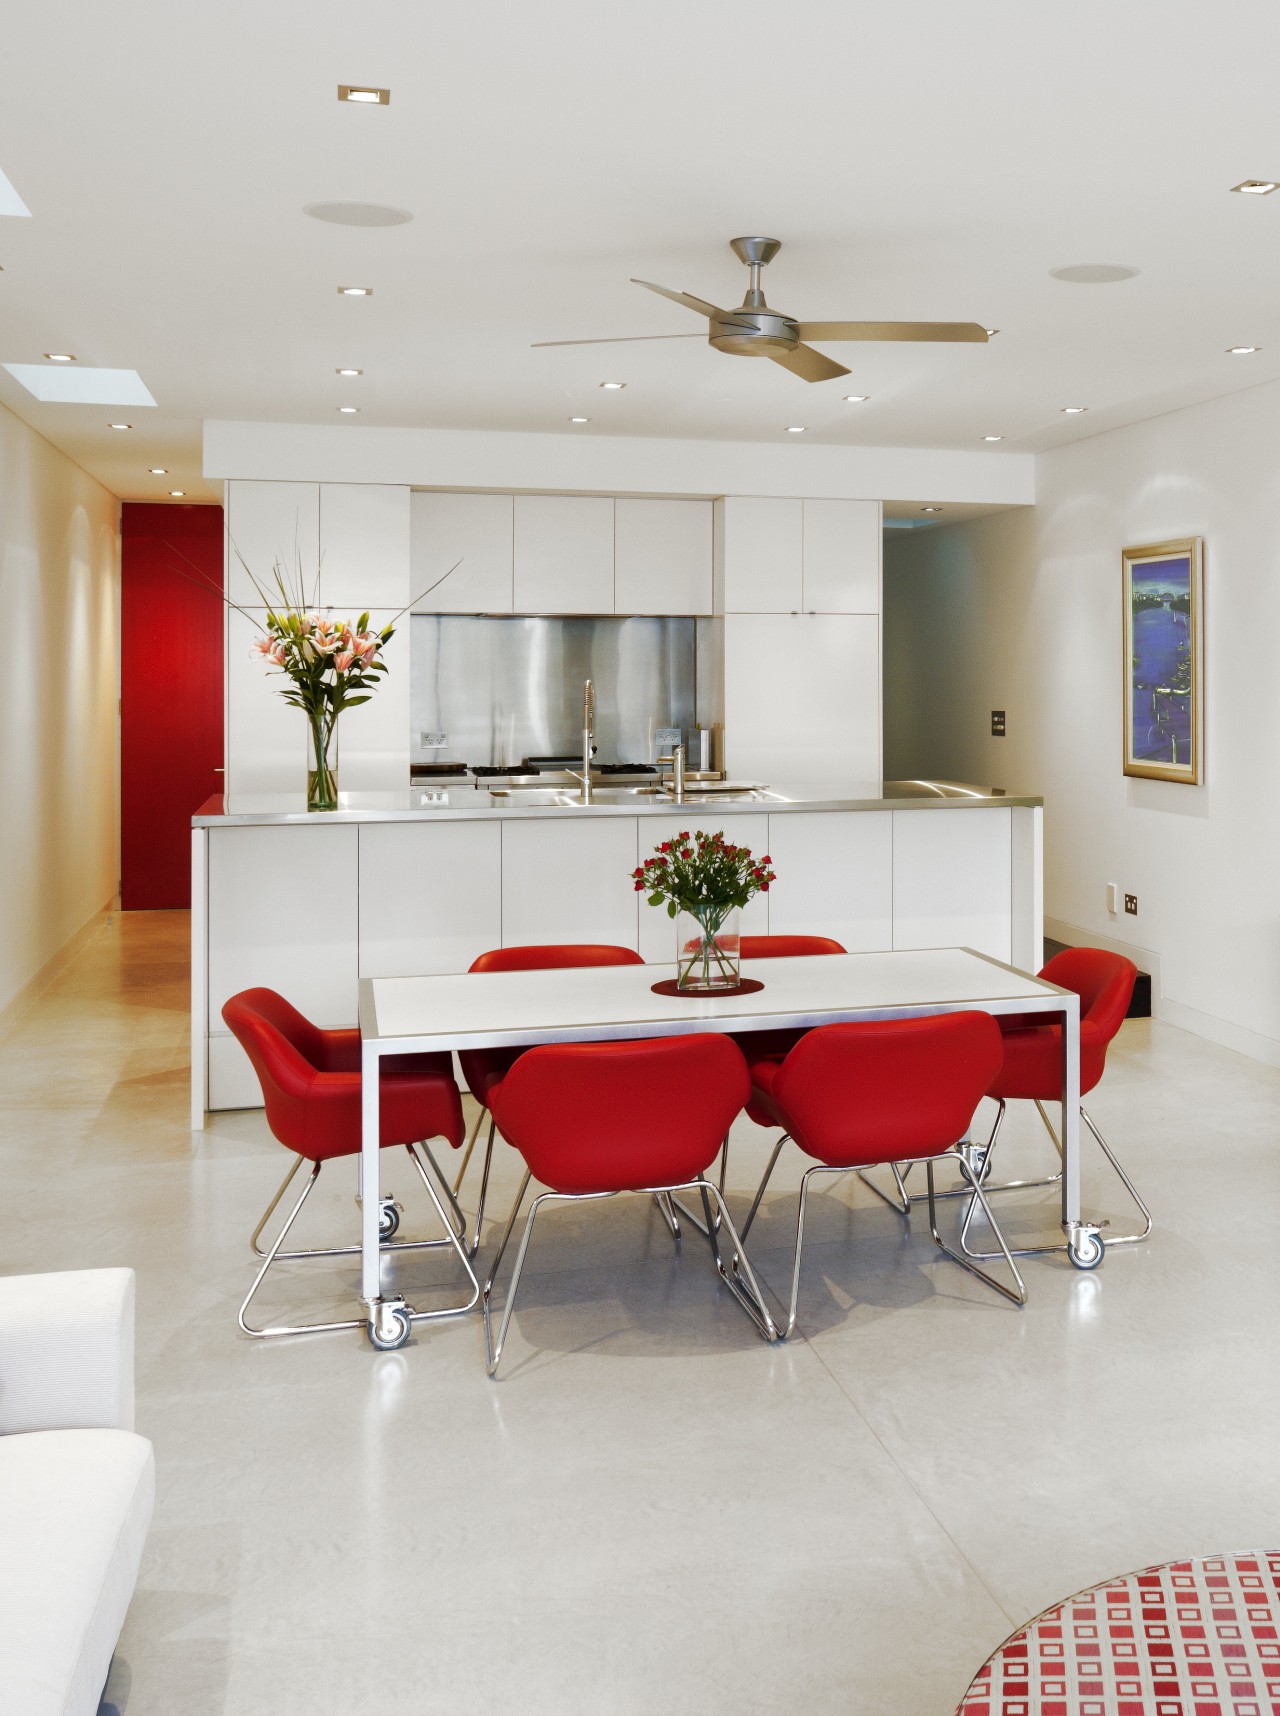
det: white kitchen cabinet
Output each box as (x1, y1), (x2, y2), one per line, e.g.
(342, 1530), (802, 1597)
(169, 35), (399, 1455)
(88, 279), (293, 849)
(225, 481), (320, 608)
(226, 607), (306, 795)
(501, 817), (638, 948)
(636, 814), (769, 963)
(319, 484), (410, 611)
(334, 607), (411, 791)
(206, 824), (359, 1106)
(717, 497), (803, 613)
(358, 822), (502, 976)
(411, 491), (513, 614)
(764, 811), (893, 952)
(614, 499), (713, 615)
(722, 614), (881, 784)
(802, 499), (881, 614)
(892, 807), (1013, 962)
(513, 496), (615, 613)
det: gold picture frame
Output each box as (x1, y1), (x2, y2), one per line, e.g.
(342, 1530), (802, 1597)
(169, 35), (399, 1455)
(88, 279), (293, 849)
(1122, 537), (1204, 783)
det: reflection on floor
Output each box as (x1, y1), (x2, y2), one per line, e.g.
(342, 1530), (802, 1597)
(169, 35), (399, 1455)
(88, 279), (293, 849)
(2, 910), (1276, 1716)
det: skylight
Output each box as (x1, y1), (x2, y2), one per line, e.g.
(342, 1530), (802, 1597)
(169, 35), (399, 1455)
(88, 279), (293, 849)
(2, 366), (157, 405)
(0, 168), (31, 218)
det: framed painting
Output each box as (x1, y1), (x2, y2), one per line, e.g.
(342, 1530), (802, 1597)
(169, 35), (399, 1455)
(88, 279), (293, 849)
(1122, 537), (1204, 783)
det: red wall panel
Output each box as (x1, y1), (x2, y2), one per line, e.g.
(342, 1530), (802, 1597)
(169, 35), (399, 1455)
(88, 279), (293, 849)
(120, 503), (224, 909)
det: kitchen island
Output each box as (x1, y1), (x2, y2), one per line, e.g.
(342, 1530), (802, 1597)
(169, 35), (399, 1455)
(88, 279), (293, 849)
(192, 780), (1042, 1118)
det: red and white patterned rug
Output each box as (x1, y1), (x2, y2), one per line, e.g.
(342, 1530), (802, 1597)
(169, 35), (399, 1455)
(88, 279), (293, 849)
(957, 1553), (1280, 1715)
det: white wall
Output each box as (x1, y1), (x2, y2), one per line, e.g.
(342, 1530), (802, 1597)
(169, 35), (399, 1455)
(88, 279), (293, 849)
(0, 400), (120, 1018)
(884, 378), (1280, 1064)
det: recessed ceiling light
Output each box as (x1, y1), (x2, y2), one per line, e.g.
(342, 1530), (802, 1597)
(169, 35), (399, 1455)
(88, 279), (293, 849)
(336, 367), (363, 376)
(1232, 180), (1278, 195)
(842, 394), (869, 403)
(108, 422), (131, 430)
(44, 353), (75, 362)
(337, 286), (373, 296)
(1227, 345), (1260, 354)
(599, 381), (626, 390)
(148, 467), (167, 475)
(168, 490), (185, 498)
(1050, 264), (1138, 284)
(985, 329), (1000, 337)
(921, 506), (941, 514)
(569, 416), (590, 423)
(1061, 406), (1088, 414)
(306, 202), (411, 227)
(982, 435), (1004, 442)
(338, 86), (390, 105)
(338, 405), (359, 413)
(785, 425), (806, 433)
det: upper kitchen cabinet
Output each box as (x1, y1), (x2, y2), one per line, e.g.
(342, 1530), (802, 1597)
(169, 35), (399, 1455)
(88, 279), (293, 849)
(614, 499), (713, 614)
(513, 495), (615, 612)
(801, 499), (881, 614)
(319, 484), (410, 611)
(411, 491), (514, 614)
(715, 497), (803, 613)
(225, 481), (319, 607)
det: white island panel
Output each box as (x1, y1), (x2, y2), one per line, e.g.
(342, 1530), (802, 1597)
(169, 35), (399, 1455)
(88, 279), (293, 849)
(892, 806), (1012, 961)
(358, 822), (502, 976)
(764, 809), (893, 951)
(501, 817), (639, 950)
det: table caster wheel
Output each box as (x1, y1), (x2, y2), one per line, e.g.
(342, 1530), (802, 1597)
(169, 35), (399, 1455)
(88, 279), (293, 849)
(1067, 1228), (1104, 1270)
(378, 1198), (401, 1241)
(366, 1302), (411, 1350)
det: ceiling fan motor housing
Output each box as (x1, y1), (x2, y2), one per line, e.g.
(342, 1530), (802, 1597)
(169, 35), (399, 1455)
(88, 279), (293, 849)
(709, 308), (800, 356)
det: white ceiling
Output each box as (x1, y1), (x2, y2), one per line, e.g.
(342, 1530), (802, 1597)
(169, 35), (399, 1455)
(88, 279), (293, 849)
(3, 0), (1280, 504)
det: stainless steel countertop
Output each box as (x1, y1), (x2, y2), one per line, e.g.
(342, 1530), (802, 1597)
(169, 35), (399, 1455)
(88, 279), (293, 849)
(193, 780), (1041, 827)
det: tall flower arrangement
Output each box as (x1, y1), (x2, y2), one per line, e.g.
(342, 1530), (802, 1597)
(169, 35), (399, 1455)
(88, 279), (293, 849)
(633, 830), (775, 988)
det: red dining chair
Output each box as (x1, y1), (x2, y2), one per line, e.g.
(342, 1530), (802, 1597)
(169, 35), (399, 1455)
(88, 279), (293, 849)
(955, 947), (1151, 1267)
(480, 1034), (776, 1375)
(452, 944), (646, 1257)
(223, 988), (478, 1343)
(740, 1012), (1024, 1336)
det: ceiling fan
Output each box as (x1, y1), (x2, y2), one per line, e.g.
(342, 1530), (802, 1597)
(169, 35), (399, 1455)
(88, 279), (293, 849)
(533, 236), (989, 382)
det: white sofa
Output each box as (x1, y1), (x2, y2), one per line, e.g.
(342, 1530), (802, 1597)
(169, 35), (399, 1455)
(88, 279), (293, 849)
(0, 1269), (154, 1716)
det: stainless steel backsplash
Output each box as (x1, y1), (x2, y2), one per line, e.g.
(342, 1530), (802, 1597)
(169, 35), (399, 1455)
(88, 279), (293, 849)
(410, 614), (698, 767)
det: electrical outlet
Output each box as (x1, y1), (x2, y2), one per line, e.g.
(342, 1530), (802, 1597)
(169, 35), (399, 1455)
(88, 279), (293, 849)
(1124, 893), (1138, 916)
(990, 710), (1006, 737)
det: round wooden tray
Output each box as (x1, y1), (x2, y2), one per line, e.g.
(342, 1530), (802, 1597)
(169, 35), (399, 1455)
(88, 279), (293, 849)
(650, 977), (765, 999)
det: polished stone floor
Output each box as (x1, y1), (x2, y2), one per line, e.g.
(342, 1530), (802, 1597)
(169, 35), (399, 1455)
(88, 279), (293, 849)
(3, 911), (1277, 1716)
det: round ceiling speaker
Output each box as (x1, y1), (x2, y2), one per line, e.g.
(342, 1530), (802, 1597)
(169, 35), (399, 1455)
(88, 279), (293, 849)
(303, 202), (413, 227)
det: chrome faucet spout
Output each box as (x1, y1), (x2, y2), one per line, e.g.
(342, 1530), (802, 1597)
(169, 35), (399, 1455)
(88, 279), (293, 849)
(581, 679), (595, 803)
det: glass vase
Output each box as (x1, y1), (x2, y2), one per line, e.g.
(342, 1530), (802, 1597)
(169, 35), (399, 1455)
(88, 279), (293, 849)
(675, 905), (742, 992)
(307, 714), (338, 812)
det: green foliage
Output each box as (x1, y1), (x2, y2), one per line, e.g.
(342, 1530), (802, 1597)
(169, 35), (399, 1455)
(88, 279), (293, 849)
(631, 830), (775, 932)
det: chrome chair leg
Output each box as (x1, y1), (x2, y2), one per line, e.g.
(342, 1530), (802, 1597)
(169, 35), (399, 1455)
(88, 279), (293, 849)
(453, 1105), (485, 1193)
(252, 1146), (458, 1263)
(400, 1144), (482, 1321)
(467, 1116), (498, 1259)
(927, 1155), (1026, 1306)
(698, 1180), (779, 1342)
(667, 1133), (730, 1239)
(419, 1142), (468, 1240)
(654, 1192), (681, 1241)
(863, 1099), (1065, 1217)
(738, 1135), (789, 1240)
(239, 1163), (368, 1339)
(250, 1155), (306, 1257)
(856, 1159), (914, 1216)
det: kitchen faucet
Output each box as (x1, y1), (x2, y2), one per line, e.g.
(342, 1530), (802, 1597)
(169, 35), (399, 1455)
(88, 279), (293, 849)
(581, 679), (595, 804)
(658, 742), (686, 803)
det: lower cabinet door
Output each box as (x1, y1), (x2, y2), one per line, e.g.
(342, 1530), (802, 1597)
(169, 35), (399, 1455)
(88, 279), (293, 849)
(763, 811), (893, 952)
(358, 822), (502, 976)
(892, 807), (1012, 961)
(501, 817), (640, 950)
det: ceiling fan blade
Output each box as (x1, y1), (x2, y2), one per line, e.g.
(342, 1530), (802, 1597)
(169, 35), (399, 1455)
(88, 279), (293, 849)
(531, 333), (705, 348)
(797, 321), (990, 344)
(768, 343), (851, 383)
(630, 279), (730, 320)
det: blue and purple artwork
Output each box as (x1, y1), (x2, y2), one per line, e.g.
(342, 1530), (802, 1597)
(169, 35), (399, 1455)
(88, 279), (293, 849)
(1124, 542), (1201, 782)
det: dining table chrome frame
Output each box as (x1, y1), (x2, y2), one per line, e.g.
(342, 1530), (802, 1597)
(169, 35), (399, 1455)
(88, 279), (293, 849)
(481, 1169), (778, 1377)
(359, 952), (1088, 1348)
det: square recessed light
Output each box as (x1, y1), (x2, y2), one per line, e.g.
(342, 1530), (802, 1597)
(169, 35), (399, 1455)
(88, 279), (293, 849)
(599, 380), (626, 390)
(148, 467), (168, 475)
(44, 352), (76, 363)
(338, 286), (373, 296)
(1061, 405), (1088, 414)
(785, 424), (806, 433)
(336, 367), (363, 376)
(0, 167), (31, 218)
(3, 365), (156, 405)
(569, 416), (590, 423)
(338, 405), (359, 413)
(982, 435), (1004, 442)
(338, 86), (390, 105)
(108, 422), (131, 430)
(168, 490), (185, 498)
(1227, 345), (1260, 354)
(842, 394), (869, 403)
(921, 506), (941, 514)
(1231, 180), (1278, 195)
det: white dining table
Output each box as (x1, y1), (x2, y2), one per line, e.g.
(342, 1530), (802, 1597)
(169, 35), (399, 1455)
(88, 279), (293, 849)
(356, 946), (1094, 1348)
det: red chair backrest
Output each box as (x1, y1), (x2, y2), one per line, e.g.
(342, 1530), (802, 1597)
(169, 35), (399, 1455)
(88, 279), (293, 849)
(1039, 948), (1136, 1049)
(221, 988), (322, 1151)
(488, 1035), (750, 1195)
(469, 944), (644, 974)
(741, 935), (847, 959)
(772, 1012), (1004, 1168)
